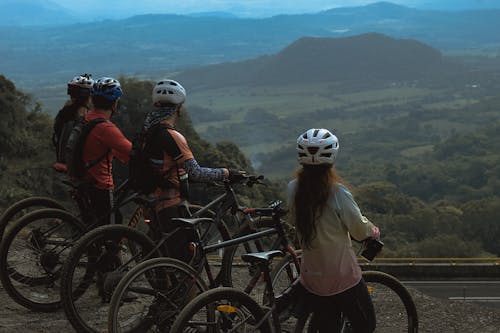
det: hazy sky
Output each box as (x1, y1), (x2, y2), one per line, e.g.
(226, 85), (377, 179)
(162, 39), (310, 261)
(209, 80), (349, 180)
(49, 0), (425, 17)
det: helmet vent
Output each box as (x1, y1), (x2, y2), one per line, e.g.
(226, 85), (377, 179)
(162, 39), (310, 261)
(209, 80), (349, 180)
(307, 147), (319, 155)
(324, 144), (333, 149)
(313, 129), (320, 137)
(297, 144), (304, 150)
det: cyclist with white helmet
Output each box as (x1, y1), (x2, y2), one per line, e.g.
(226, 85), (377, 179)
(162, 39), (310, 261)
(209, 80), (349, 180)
(52, 73), (94, 171)
(142, 79), (244, 261)
(283, 128), (380, 333)
(80, 77), (132, 225)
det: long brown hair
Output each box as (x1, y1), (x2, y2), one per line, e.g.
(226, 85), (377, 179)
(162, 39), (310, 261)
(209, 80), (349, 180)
(293, 164), (347, 249)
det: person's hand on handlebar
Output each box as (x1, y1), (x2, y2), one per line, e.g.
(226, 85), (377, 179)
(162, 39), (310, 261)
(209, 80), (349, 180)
(227, 168), (247, 182)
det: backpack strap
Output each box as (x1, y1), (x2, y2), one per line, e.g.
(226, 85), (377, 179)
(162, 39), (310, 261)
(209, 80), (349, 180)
(83, 118), (111, 171)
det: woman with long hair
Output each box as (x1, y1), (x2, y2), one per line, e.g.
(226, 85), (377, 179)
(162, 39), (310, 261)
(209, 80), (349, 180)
(287, 128), (380, 333)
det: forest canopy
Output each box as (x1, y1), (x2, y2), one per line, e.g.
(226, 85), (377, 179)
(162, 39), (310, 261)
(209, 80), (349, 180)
(0, 74), (499, 258)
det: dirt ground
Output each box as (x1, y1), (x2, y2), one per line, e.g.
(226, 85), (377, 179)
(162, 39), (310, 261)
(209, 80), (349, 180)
(2, 280), (500, 333)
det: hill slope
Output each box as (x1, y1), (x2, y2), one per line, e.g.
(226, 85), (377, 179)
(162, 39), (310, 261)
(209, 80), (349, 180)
(175, 33), (462, 89)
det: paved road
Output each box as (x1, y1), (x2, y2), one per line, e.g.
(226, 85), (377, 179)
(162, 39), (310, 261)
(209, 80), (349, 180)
(403, 280), (500, 308)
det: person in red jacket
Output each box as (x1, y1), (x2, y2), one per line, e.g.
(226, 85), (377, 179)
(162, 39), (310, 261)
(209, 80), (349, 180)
(81, 77), (132, 225)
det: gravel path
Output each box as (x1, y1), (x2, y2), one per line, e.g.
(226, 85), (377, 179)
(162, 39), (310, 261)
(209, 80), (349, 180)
(1, 279), (500, 332)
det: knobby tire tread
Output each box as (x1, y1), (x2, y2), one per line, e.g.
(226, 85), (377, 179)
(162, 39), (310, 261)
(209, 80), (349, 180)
(60, 224), (160, 333)
(0, 208), (85, 312)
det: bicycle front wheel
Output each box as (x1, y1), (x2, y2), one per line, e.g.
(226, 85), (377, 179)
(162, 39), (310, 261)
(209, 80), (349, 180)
(108, 257), (209, 333)
(362, 270), (418, 333)
(294, 270), (419, 333)
(170, 287), (273, 333)
(60, 224), (161, 333)
(0, 208), (86, 312)
(188, 204), (231, 284)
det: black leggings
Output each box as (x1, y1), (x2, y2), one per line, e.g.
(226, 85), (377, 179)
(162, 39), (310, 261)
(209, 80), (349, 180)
(76, 186), (114, 226)
(306, 279), (376, 333)
(157, 205), (194, 263)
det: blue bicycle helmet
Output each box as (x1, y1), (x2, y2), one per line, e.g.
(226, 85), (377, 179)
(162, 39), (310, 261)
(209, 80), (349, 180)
(91, 77), (123, 101)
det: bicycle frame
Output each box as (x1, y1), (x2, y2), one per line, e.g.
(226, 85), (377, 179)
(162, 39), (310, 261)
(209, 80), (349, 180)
(196, 202), (299, 291)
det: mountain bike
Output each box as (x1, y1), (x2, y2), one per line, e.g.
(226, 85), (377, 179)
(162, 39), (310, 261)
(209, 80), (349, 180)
(60, 175), (281, 333)
(271, 251), (419, 332)
(107, 200), (295, 333)
(0, 176), (133, 241)
(171, 247), (419, 333)
(0, 178), (227, 312)
(0, 196), (66, 240)
(0, 167), (138, 239)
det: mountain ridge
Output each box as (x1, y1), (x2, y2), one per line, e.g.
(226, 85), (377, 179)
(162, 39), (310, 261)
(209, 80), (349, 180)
(174, 33), (462, 90)
(1, 1), (498, 97)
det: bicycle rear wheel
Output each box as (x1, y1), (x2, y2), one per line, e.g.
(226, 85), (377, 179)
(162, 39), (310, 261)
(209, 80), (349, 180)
(170, 287), (273, 333)
(220, 216), (283, 292)
(60, 224), (161, 333)
(0, 208), (86, 311)
(184, 204), (231, 284)
(0, 196), (66, 240)
(108, 257), (209, 333)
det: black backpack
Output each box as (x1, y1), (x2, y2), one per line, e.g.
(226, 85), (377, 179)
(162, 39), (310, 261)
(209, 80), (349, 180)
(65, 118), (109, 179)
(52, 104), (80, 163)
(128, 123), (186, 195)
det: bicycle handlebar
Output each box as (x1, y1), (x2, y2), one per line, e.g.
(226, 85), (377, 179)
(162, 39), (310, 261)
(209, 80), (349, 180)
(242, 200), (288, 219)
(203, 174), (266, 188)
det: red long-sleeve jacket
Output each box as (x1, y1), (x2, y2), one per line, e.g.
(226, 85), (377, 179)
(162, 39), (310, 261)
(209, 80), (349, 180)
(82, 110), (132, 190)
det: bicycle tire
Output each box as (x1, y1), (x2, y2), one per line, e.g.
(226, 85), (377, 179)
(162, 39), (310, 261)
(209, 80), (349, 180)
(0, 208), (86, 312)
(170, 287), (273, 333)
(0, 196), (66, 240)
(108, 256), (209, 333)
(294, 271), (419, 333)
(60, 224), (161, 333)
(269, 249), (302, 300)
(220, 216), (282, 290)
(185, 203), (232, 284)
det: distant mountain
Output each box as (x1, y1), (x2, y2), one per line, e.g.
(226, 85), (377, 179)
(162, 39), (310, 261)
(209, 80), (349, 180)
(175, 33), (462, 89)
(187, 12), (239, 18)
(1, 2), (499, 95)
(0, 0), (76, 26)
(417, 0), (500, 11)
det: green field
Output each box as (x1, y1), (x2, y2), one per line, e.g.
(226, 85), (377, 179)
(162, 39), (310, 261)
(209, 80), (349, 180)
(187, 82), (477, 163)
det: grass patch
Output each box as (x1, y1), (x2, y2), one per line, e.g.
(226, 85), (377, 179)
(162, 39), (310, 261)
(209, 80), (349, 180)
(400, 145), (434, 158)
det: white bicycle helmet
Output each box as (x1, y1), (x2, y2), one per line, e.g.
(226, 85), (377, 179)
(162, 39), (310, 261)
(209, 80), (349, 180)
(68, 74), (94, 89)
(67, 74), (94, 98)
(152, 79), (186, 106)
(296, 128), (339, 165)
